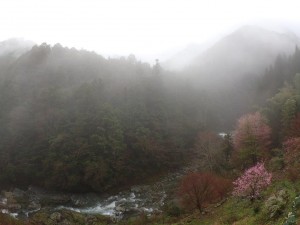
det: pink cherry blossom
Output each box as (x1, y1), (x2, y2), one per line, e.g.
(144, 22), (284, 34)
(232, 162), (272, 200)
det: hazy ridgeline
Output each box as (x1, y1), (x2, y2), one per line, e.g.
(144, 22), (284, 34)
(0, 26), (300, 192)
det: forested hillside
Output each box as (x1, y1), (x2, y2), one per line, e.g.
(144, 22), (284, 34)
(1, 37), (300, 193)
(2, 0), (300, 223)
(0, 43), (219, 192)
(2, 26), (300, 224)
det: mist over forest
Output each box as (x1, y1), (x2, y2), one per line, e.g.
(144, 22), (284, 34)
(2, 22), (300, 224)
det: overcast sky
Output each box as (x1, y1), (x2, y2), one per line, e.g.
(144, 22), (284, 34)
(1, 0), (300, 62)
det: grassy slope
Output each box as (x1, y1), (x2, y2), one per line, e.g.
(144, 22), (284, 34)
(152, 180), (300, 225)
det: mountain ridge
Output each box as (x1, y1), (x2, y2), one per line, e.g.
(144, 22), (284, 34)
(188, 25), (300, 84)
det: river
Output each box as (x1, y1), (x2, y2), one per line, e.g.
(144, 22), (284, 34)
(0, 167), (190, 221)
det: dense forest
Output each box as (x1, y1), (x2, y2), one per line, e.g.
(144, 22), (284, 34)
(2, 27), (300, 225)
(1, 36), (300, 193)
(0, 43), (220, 192)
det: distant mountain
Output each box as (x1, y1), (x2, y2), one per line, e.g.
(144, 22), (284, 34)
(168, 26), (300, 129)
(188, 25), (300, 84)
(0, 38), (35, 58)
(162, 43), (209, 71)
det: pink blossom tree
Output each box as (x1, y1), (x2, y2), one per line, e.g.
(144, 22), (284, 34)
(232, 162), (272, 201)
(233, 112), (271, 167)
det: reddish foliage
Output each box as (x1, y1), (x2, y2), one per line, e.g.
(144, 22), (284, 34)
(286, 167), (299, 182)
(283, 137), (300, 153)
(178, 173), (231, 213)
(283, 137), (300, 166)
(283, 137), (300, 181)
(286, 113), (300, 138)
(233, 112), (271, 166)
(214, 176), (232, 198)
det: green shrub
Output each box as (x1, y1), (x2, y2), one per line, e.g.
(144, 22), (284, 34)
(268, 156), (284, 171)
(283, 212), (297, 225)
(264, 189), (289, 219)
(253, 205), (260, 214)
(164, 202), (182, 217)
(283, 195), (300, 225)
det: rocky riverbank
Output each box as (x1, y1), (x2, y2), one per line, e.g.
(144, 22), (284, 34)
(0, 163), (198, 224)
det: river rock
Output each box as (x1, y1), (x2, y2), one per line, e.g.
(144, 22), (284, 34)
(40, 195), (71, 206)
(2, 192), (15, 202)
(115, 205), (126, 212)
(131, 186), (142, 193)
(214, 198), (227, 208)
(85, 215), (97, 223)
(131, 185), (150, 193)
(4, 190), (26, 203)
(8, 203), (22, 211)
(122, 208), (140, 219)
(0, 197), (7, 208)
(12, 188), (26, 198)
(70, 195), (89, 207)
(30, 209), (112, 225)
(61, 219), (72, 225)
(50, 212), (62, 222)
(28, 201), (41, 210)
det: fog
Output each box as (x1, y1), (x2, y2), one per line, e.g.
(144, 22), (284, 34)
(0, 38), (34, 57)
(1, 0), (300, 63)
(2, 1), (300, 223)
